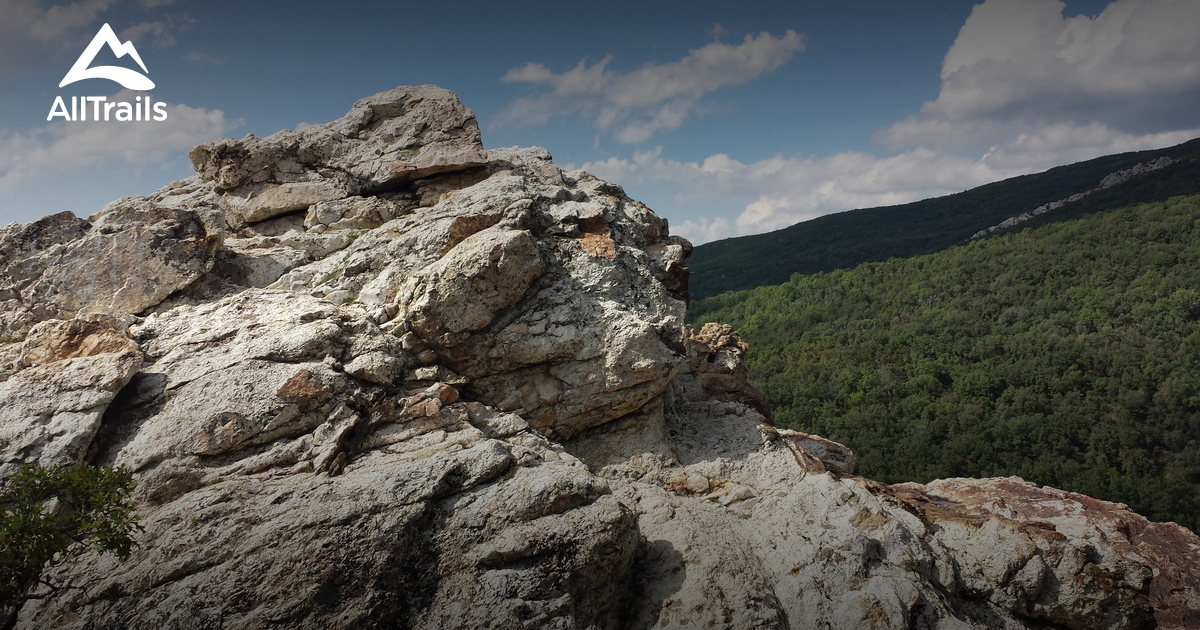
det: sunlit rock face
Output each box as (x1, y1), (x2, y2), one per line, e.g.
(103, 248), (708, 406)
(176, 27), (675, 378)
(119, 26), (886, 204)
(2, 86), (1197, 630)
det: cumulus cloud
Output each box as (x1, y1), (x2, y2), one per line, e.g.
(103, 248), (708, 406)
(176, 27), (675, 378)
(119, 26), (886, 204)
(0, 0), (115, 70)
(583, 117), (1200, 244)
(878, 0), (1200, 152)
(673, 216), (732, 244)
(0, 90), (239, 189)
(581, 0), (1200, 245)
(500, 30), (805, 143)
(0, 0), (186, 71)
(583, 147), (1012, 241)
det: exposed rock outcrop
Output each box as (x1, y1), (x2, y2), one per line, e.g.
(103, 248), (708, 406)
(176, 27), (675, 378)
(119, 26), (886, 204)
(1, 86), (1197, 630)
(189, 85), (488, 227)
(970, 156), (1180, 240)
(893, 477), (1200, 630)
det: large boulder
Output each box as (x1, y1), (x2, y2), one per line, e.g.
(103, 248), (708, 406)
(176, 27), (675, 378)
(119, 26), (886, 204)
(0, 316), (141, 477)
(189, 85), (489, 227)
(893, 477), (1200, 630)
(0, 196), (221, 327)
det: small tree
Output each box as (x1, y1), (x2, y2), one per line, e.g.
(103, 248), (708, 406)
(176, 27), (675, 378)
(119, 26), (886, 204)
(0, 463), (139, 609)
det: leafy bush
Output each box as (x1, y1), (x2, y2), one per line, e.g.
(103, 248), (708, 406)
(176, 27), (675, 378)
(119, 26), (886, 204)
(0, 464), (139, 607)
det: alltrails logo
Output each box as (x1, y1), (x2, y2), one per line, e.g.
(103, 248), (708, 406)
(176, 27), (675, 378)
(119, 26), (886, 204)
(47, 23), (167, 122)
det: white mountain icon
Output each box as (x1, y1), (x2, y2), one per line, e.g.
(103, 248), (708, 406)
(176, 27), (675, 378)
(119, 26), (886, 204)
(59, 23), (155, 90)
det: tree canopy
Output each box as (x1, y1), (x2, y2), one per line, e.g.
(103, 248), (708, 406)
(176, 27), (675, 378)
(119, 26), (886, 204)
(692, 195), (1200, 531)
(688, 138), (1200, 300)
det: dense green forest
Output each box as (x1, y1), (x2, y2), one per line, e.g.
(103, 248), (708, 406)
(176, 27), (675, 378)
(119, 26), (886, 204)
(690, 195), (1200, 531)
(688, 137), (1200, 299)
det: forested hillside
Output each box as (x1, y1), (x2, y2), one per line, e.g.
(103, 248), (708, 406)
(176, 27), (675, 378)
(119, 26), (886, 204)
(688, 137), (1200, 299)
(691, 195), (1200, 530)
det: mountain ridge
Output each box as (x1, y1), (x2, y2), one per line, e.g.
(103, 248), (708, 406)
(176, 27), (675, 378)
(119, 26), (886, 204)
(689, 137), (1200, 300)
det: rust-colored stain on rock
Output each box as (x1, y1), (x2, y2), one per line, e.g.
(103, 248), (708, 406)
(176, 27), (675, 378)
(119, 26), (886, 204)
(20, 316), (138, 365)
(891, 477), (1200, 630)
(579, 215), (616, 258)
(276, 368), (334, 411)
(445, 212), (504, 252)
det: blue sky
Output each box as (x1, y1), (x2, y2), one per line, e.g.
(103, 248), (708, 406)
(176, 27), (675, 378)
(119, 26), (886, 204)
(1, 0), (1198, 243)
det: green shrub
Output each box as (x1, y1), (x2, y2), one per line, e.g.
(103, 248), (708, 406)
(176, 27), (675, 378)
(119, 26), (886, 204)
(0, 463), (139, 607)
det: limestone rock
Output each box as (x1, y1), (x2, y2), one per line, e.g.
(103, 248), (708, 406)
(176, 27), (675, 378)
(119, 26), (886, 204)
(0, 318), (141, 476)
(894, 477), (1200, 630)
(16, 314), (138, 368)
(0, 198), (219, 321)
(189, 85), (488, 227)
(262, 164), (687, 441)
(303, 195), (410, 231)
(0, 211), (91, 269)
(778, 429), (857, 474)
(686, 322), (772, 420)
(221, 180), (348, 225)
(3, 86), (1198, 630)
(397, 227), (545, 342)
(344, 350), (407, 384)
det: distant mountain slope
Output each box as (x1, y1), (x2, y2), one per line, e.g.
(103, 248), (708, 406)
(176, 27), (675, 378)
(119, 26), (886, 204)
(690, 194), (1200, 531)
(688, 137), (1200, 300)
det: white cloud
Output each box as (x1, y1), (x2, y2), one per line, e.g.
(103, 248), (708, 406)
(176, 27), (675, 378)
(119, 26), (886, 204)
(673, 216), (731, 244)
(0, 90), (240, 189)
(583, 147), (1012, 241)
(583, 118), (1200, 244)
(0, 0), (115, 70)
(878, 0), (1200, 153)
(0, 0), (113, 42)
(500, 30), (805, 143)
(580, 0), (1200, 245)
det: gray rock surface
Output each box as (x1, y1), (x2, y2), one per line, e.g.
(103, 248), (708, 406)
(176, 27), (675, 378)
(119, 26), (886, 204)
(0, 199), (220, 329)
(970, 156), (1181, 240)
(189, 85), (488, 228)
(2, 86), (1198, 630)
(0, 315), (141, 477)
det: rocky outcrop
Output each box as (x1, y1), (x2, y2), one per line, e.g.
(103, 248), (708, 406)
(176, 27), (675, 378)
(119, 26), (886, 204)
(893, 477), (1200, 630)
(0, 202), (219, 335)
(189, 85), (488, 228)
(2, 86), (1197, 630)
(0, 315), (141, 477)
(970, 156), (1180, 239)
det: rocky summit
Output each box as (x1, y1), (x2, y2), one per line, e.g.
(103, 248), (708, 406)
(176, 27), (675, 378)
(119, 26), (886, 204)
(1, 86), (1198, 630)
